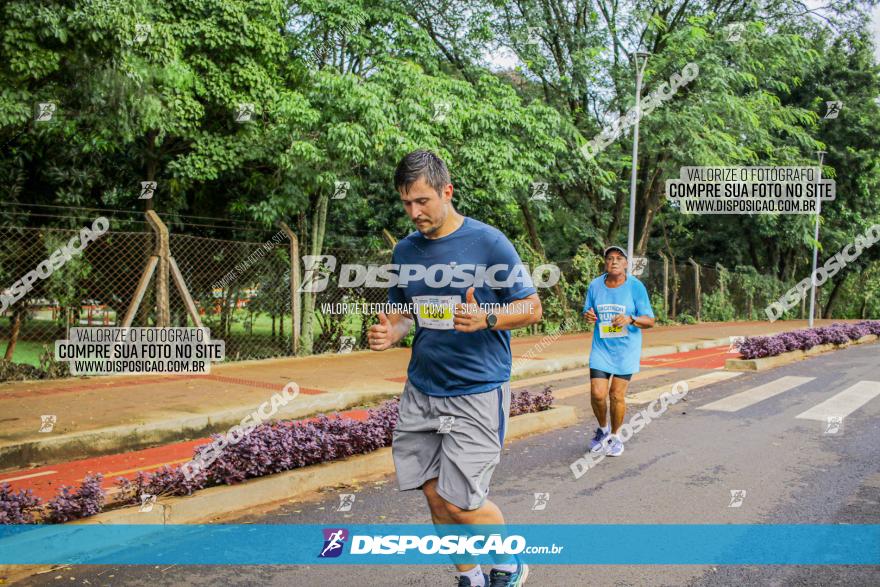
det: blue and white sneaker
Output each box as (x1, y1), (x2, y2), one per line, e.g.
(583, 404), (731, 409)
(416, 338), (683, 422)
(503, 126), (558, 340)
(589, 427), (610, 452)
(489, 558), (529, 586)
(604, 435), (624, 457)
(457, 572), (489, 587)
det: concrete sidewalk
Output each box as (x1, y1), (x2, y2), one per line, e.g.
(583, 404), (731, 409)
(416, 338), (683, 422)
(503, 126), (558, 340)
(0, 320), (846, 469)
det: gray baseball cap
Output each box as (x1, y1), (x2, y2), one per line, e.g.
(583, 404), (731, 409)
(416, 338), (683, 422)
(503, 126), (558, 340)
(603, 245), (627, 259)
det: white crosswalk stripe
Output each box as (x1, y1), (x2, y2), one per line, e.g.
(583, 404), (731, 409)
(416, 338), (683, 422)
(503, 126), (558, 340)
(796, 380), (880, 421)
(628, 371), (742, 405)
(698, 376), (815, 412)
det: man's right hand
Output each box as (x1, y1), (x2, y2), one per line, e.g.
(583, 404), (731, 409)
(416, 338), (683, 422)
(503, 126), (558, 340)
(583, 308), (597, 324)
(369, 312), (395, 351)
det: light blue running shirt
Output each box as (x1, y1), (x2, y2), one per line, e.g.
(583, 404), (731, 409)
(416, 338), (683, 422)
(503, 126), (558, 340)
(583, 273), (654, 375)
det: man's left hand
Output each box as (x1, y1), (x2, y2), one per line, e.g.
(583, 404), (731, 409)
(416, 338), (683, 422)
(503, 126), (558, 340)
(454, 287), (488, 332)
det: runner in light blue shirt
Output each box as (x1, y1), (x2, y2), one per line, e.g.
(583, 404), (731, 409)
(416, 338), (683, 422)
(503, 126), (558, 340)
(582, 246), (655, 457)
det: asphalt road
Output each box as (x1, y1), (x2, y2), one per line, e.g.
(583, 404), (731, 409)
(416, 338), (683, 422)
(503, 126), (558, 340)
(16, 343), (880, 586)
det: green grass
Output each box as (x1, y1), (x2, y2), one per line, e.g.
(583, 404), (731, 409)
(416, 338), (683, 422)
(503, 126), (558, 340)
(0, 340), (48, 367)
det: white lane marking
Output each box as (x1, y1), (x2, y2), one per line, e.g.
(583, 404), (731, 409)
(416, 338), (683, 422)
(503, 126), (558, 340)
(0, 470), (57, 483)
(628, 371), (743, 405)
(698, 376), (815, 412)
(796, 381), (880, 421)
(511, 368), (590, 389)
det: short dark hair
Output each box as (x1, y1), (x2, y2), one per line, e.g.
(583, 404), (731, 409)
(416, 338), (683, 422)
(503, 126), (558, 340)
(394, 150), (451, 197)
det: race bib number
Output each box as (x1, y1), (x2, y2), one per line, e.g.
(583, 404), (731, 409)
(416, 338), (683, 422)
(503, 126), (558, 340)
(599, 322), (628, 339)
(596, 303), (628, 339)
(413, 295), (461, 330)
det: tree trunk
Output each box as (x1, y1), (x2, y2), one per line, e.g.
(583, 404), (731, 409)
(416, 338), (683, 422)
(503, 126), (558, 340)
(635, 162), (664, 255)
(689, 258), (701, 322)
(220, 286), (238, 337)
(4, 307), (24, 361)
(144, 129), (158, 212)
(606, 188), (627, 242)
(822, 275), (847, 318)
(518, 202), (545, 257)
(670, 257), (679, 319)
(301, 193), (329, 355)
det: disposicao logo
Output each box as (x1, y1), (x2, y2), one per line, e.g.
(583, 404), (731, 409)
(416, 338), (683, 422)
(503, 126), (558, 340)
(319, 528), (348, 558)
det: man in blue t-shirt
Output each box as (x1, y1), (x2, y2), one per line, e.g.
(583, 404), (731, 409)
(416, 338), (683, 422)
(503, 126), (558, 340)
(582, 246), (655, 457)
(369, 150), (541, 587)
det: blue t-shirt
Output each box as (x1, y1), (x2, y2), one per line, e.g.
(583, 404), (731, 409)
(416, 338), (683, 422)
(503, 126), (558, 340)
(388, 217), (537, 396)
(583, 274), (654, 375)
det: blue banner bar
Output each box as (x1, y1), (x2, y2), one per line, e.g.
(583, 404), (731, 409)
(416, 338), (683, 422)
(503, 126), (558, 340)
(1, 524), (878, 565)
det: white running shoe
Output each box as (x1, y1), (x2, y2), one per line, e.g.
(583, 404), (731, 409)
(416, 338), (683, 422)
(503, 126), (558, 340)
(604, 435), (625, 457)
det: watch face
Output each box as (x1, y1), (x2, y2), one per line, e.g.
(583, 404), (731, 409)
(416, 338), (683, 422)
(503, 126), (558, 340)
(487, 313), (498, 328)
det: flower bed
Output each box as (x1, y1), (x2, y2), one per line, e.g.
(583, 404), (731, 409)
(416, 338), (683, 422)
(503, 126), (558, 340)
(1, 388), (553, 524)
(738, 321), (880, 360)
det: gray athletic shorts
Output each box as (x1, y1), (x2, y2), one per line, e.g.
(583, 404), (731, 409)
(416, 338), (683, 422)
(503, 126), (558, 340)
(392, 379), (512, 511)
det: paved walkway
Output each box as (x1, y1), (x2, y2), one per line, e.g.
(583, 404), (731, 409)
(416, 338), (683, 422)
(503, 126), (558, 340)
(0, 320), (848, 471)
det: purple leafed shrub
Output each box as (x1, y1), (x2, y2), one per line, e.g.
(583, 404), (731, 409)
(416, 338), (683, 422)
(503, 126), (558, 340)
(511, 387), (554, 415)
(0, 483), (42, 524)
(738, 335), (787, 359)
(858, 320), (880, 336)
(776, 332), (802, 353)
(1, 390), (554, 523)
(737, 321), (880, 359)
(814, 326), (850, 346)
(43, 474), (105, 523)
(791, 329), (822, 350)
(114, 399), (403, 504)
(836, 322), (870, 340)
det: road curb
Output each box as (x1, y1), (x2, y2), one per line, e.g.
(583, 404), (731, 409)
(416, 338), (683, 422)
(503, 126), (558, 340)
(0, 389), (398, 470)
(725, 335), (878, 371)
(81, 405), (578, 525)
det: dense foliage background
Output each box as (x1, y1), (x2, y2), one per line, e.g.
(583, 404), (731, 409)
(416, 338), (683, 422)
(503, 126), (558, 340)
(1, 0), (879, 345)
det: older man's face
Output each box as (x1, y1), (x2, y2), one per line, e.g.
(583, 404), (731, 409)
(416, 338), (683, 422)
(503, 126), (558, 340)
(605, 252), (627, 275)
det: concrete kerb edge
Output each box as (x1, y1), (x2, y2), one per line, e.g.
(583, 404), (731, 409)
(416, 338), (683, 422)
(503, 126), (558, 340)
(0, 389), (400, 470)
(77, 404), (577, 525)
(725, 335), (878, 371)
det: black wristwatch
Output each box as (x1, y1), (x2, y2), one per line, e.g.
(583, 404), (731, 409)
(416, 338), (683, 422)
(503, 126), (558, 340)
(486, 312), (498, 330)
(630, 315), (638, 326)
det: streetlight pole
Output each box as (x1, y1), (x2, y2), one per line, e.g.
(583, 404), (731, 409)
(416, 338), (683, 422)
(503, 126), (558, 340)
(808, 150), (826, 328)
(627, 51), (650, 274)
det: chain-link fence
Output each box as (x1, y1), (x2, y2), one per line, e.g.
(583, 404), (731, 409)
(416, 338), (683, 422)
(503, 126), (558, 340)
(0, 220), (820, 369)
(0, 227), (152, 368)
(0, 224), (400, 365)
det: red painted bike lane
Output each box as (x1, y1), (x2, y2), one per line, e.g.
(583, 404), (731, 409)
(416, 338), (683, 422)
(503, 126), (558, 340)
(641, 345), (734, 370)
